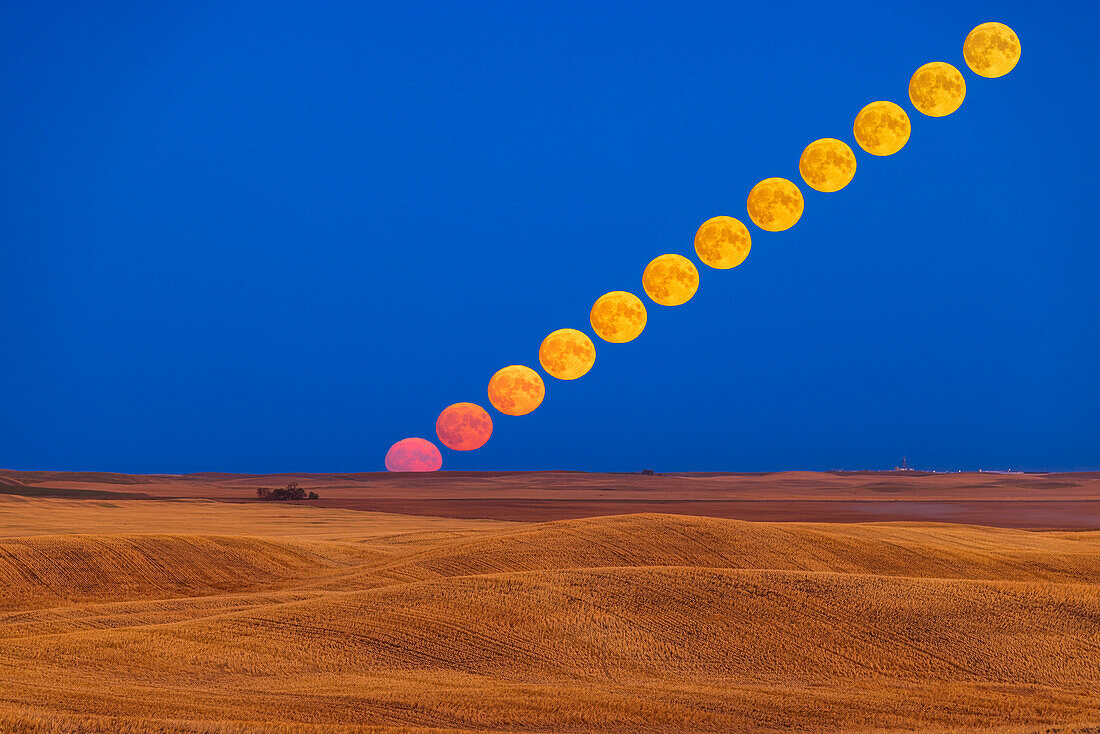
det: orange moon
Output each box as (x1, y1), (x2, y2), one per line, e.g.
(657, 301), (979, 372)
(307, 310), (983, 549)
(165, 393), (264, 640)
(964, 22), (1021, 78)
(384, 437), (442, 472)
(853, 101), (911, 156)
(642, 254), (699, 306)
(694, 216), (751, 269)
(487, 365), (545, 416)
(799, 138), (857, 193)
(590, 291), (647, 343)
(539, 328), (595, 380)
(435, 402), (492, 451)
(746, 177), (804, 232)
(908, 62), (966, 117)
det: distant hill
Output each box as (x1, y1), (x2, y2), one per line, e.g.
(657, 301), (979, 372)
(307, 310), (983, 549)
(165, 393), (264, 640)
(321, 513), (1100, 590)
(2, 468), (1098, 527)
(0, 533), (376, 611)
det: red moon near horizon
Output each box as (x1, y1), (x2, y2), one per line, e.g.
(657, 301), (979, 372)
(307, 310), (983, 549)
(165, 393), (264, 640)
(384, 437), (443, 472)
(436, 402), (493, 451)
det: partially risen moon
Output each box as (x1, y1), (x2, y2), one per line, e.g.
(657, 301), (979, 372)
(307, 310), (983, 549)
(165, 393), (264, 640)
(799, 138), (857, 193)
(746, 177), (804, 232)
(487, 365), (545, 416)
(590, 291), (647, 343)
(435, 402), (492, 450)
(539, 328), (595, 380)
(385, 437), (442, 472)
(694, 216), (751, 269)
(853, 101), (911, 156)
(642, 254), (699, 306)
(964, 22), (1021, 78)
(909, 62), (966, 117)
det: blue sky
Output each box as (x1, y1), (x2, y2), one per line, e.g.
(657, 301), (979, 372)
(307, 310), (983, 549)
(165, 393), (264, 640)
(1, 1), (1097, 473)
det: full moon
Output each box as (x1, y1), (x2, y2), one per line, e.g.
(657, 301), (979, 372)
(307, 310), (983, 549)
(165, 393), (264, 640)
(487, 365), (545, 416)
(799, 138), (857, 193)
(964, 22), (1021, 78)
(435, 402), (492, 451)
(384, 437), (442, 472)
(590, 291), (647, 343)
(539, 328), (595, 380)
(746, 177), (804, 232)
(694, 216), (751, 269)
(642, 254), (699, 306)
(909, 62), (966, 117)
(853, 101), (911, 156)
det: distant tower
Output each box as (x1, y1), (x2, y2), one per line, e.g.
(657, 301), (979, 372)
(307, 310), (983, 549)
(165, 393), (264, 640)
(898, 456), (911, 471)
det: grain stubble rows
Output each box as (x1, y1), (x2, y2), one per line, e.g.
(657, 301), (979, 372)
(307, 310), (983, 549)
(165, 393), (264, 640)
(0, 488), (1098, 733)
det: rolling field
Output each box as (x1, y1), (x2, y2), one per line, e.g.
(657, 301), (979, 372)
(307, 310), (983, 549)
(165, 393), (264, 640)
(0, 476), (1098, 733)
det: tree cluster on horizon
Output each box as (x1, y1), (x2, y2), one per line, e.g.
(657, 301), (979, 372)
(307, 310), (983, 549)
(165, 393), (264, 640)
(255, 482), (318, 501)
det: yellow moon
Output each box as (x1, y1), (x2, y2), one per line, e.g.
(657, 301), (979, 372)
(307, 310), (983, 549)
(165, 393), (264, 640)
(694, 216), (751, 269)
(909, 62), (966, 117)
(799, 138), (857, 193)
(853, 101), (911, 156)
(964, 22), (1021, 78)
(642, 254), (699, 306)
(746, 177), (803, 232)
(590, 291), (647, 343)
(487, 365), (544, 416)
(539, 328), (595, 380)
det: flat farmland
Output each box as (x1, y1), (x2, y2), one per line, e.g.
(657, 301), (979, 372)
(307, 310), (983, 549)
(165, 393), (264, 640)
(3, 469), (1099, 528)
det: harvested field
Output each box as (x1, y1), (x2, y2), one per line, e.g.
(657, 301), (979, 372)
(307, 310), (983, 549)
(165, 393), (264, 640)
(0, 486), (1097, 733)
(2, 469), (1099, 528)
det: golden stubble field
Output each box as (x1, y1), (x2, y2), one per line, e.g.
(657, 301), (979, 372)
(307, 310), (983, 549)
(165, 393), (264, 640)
(0, 479), (1098, 733)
